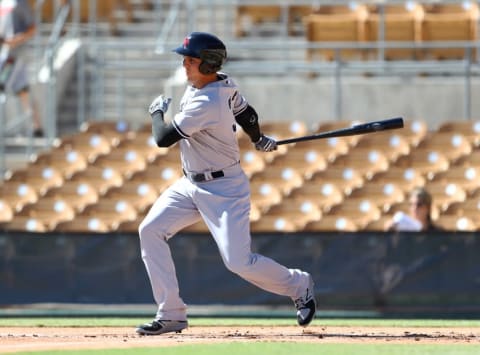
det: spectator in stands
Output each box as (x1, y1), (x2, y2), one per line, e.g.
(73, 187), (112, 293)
(385, 187), (441, 232)
(0, 0), (43, 137)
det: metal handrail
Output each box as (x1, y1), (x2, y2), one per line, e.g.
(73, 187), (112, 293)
(43, 1), (71, 145)
(155, 0), (183, 54)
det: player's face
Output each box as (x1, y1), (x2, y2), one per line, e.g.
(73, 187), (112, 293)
(182, 56), (202, 83)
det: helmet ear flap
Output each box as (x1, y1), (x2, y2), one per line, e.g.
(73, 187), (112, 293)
(199, 49), (226, 74)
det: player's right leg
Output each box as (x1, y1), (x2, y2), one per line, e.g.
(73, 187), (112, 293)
(137, 178), (200, 335)
(197, 172), (317, 327)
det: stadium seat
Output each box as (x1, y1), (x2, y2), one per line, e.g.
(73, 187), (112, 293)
(396, 119), (428, 146)
(239, 149), (267, 178)
(289, 137), (350, 163)
(69, 166), (124, 196)
(250, 181), (283, 213)
(424, 181), (467, 213)
(266, 148), (327, 179)
(54, 132), (113, 163)
(393, 149), (450, 180)
(455, 148), (480, 167)
(44, 181), (99, 213)
(349, 181), (405, 212)
(328, 148), (390, 179)
(433, 215), (477, 231)
(289, 181), (344, 213)
(250, 214), (300, 233)
(235, 5), (313, 37)
(250, 165), (304, 196)
(370, 166), (426, 193)
(235, 5), (282, 37)
(421, 2), (479, 60)
(310, 167), (364, 196)
(430, 166), (480, 196)
(353, 132), (411, 162)
(16, 197), (76, 231)
(55, 215), (112, 233)
(116, 131), (169, 163)
(129, 167), (182, 195)
(313, 120), (363, 146)
(304, 4), (369, 61)
(3, 165), (64, 196)
(4, 216), (49, 233)
(104, 181), (159, 213)
(437, 120), (480, 147)
(260, 120), (309, 140)
(364, 214), (395, 231)
(31, 148), (88, 179)
(92, 147), (147, 179)
(0, 199), (14, 224)
(0, 182), (38, 212)
(365, 2), (424, 60)
(326, 197), (383, 229)
(261, 198), (323, 230)
(443, 197), (480, 228)
(303, 215), (358, 232)
(79, 120), (131, 146)
(80, 198), (138, 231)
(416, 132), (472, 164)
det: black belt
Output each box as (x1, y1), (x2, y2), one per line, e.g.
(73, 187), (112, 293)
(183, 169), (225, 182)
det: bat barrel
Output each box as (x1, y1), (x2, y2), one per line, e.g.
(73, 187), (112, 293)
(276, 117), (404, 145)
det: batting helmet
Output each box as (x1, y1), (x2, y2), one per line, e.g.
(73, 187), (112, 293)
(173, 32), (227, 75)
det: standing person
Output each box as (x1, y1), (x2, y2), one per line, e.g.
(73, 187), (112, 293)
(0, 0), (43, 137)
(136, 32), (316, 335)
(386, 187), (441, 232)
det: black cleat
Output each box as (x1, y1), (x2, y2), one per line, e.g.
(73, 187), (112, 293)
(294, 275), (316, 327)
(136, 320), (188, 335)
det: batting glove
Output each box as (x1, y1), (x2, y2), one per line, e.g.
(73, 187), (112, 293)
(254, 134), (277, 152)
(149, 95), (172, 115)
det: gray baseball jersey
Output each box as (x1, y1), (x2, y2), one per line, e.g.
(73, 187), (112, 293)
(173, 73), (245, 173)
(138, 73), (311, 321)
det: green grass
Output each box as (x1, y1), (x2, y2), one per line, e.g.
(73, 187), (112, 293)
(10, 343), (480, 355)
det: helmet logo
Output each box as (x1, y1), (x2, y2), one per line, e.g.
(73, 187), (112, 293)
(183, 36), (190, 48)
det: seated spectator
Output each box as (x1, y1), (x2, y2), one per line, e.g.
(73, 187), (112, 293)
(385, 187), (441, 232)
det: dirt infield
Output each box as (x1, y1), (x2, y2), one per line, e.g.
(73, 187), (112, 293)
(1, 326), (479, 353)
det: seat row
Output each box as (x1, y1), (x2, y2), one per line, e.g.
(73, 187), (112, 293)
(237, 2), (479, 61)
(2, 118), (480, 233)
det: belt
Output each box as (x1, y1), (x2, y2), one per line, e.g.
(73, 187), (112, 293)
(183, 169), (225, 182)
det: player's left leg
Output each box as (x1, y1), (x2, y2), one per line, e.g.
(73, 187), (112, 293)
(137, 178), (200, 335)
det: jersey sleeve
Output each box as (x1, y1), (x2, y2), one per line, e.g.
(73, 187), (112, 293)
(231, 90), (248, 116)
(172, 94), (219, 138)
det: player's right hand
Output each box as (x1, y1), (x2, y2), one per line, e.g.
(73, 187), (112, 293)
(149, 95), (172, 115)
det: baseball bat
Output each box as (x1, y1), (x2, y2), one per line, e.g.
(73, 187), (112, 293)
(276, 117), (404, 145)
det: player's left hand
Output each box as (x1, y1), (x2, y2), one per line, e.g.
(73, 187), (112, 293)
(149, 95), (172, 115)
(254, 134), (277, 152)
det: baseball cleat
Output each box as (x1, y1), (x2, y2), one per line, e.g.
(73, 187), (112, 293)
(293, 275), (316, 327)
(136, 320), (188, 335)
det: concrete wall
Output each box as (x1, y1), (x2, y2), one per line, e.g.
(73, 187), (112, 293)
(235, 76), (479, 130)
(166, 75), (480, 131)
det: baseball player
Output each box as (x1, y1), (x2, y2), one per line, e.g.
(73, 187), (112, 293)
(136, 32), (316, 335)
